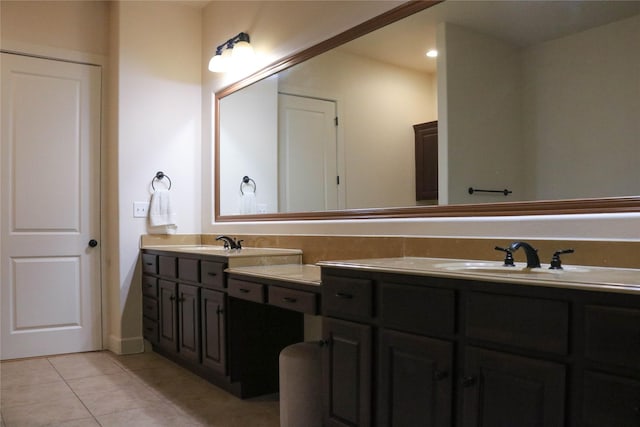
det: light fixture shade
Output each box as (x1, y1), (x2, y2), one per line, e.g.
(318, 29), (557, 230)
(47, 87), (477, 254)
(231, 40), (254, 61)
(208, 54), (225, 72)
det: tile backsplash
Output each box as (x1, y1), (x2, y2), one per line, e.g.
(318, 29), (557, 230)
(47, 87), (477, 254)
(141, 234), (639, 269)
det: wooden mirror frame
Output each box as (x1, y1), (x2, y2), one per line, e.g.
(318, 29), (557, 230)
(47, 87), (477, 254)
(214, 0), (640, 222)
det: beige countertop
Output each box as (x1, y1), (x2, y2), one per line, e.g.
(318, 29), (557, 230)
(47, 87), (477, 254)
(141, 245), (303, 268)
(318, 257), (640, 295)
(225, 264), (321, 287)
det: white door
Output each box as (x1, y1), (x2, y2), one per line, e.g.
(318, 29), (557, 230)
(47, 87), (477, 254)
(1, 53), (102, 359)
(278, 94), (343, 212)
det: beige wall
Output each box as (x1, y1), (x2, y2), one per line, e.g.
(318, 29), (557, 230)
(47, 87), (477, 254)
(1, 0), (109, 57)
(280, 49), (437, 209)
(113, 1), (202, 353)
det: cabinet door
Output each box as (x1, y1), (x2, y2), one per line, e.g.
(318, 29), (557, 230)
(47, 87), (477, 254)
(178, 283), (200, 363)
(201, 289), (226, 375)
(414, 120), (438, 201)
(582, 371), (640, 427)
(462, 346), (565, 427)
(377, 329), (452, 427)
(158, 280), (178, 353)
(322, 317), (372, 427)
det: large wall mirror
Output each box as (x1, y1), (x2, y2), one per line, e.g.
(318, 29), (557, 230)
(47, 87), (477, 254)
(215, 0), (640, 221)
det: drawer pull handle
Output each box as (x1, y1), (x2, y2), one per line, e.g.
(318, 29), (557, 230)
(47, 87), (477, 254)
(283, 297), (297, 303)
(145, 327), (154, 332)
(145, 262), (153, 266)
(216, 307), (224, 315)
(146, 283), (153, 288)
(207, 272), (217, 276)
(145, 305), (154, 310)
(335, 292), (353, 299)
(239, 288), (250, 293)
(462, 376), (477, 387)
(169, 295), (176, 301)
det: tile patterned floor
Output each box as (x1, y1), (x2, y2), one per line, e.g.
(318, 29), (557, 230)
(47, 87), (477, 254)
(0, 351), (280, 426)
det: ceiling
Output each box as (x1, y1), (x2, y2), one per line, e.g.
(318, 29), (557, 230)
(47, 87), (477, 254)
(338, 0), (640, 73)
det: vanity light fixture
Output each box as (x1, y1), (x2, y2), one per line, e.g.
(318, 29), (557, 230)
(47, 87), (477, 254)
(426, 49), (438, 58)
(208, 32), (255, 73)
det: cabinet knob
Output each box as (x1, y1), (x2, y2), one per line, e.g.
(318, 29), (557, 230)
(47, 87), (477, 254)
(462, 376), (477, 387)
(434, 370), (449, 381)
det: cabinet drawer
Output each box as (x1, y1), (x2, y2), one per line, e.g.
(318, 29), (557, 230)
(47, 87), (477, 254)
(178, 258), (200, 282)
(582, 370), (640, 427)
(158, 255), (177, 278)
(228, 278), (265, 303)
(143, 296), (158, 320)
(142, 275), (157, 298)
(268, 286), (318, 314)
(141, 253), (157, 274)
(585, 305), (640, 370)
(322, 275), (373, 321)
(465, 292), (569, 355)
(380, 282), (455, 337)
(201, 261), (225, 289)
(143, 318), (158, 344)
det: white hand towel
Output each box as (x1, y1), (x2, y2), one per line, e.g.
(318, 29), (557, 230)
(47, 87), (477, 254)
(149, 189), (177, 226)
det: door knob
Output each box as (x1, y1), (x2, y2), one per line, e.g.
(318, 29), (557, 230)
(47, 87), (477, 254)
(88, 239), (98, 247)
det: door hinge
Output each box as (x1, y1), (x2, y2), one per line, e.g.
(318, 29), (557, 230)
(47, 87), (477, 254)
(337, 176), (340, 185)
(334, 116), (339, 126)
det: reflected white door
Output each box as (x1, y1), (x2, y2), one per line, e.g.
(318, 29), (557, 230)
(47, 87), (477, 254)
(1, 53), (102, 359)
(278, 94), (342, 212)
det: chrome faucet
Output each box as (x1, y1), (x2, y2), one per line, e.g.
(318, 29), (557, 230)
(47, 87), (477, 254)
(509, 241), (541, 268)
(215, 235), (242, 250)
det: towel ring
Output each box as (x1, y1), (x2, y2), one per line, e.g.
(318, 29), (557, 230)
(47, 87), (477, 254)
(240, 176), (256, 195)
(152, 171), (172, 190)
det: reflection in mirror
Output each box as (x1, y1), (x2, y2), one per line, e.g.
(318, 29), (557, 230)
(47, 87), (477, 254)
(217, 1), (640, 218)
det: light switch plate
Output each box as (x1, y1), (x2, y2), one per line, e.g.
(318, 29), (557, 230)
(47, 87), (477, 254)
(133, 201), (149, 218)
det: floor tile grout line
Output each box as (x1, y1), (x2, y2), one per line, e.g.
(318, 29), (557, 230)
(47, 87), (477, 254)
(45, 355), (120, 427)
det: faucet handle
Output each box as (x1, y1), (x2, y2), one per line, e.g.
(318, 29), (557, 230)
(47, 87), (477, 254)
(549, 249), (574, 270)
(236, 239), (243, 250)
(495, 246), (515, 267)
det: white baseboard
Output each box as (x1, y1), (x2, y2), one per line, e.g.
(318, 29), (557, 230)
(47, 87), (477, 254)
(108, 334), (145, 355)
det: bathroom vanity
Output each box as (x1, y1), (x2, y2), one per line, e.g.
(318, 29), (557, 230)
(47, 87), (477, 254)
(317, 258), (640, 427)
(140, 245), (319, 398)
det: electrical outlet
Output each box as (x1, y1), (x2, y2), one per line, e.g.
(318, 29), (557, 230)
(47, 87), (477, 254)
(133, 201), (149, 218)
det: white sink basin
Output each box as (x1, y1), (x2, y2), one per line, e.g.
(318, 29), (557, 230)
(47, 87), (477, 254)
(433, 261), (590, 274)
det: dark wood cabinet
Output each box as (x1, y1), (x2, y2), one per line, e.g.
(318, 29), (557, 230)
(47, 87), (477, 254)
(461, 346), (565, 427)
(414, 120), (438, 201)
(158, 279), (178, 353)
(322, 317), (372, 427)
(201, 288), (226, 375)
(177, 283), (200, 363)
(321, 266), (640, 427)
(582, 370), (640, 427)
(378, 329), (452, 427)
(142, 249), (312, 399)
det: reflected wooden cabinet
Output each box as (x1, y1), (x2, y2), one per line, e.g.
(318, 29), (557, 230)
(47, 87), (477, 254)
(414, 120), (438, 201)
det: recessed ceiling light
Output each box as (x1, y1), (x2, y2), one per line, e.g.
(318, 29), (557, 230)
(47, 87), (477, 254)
(426, 50), (438, 58)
